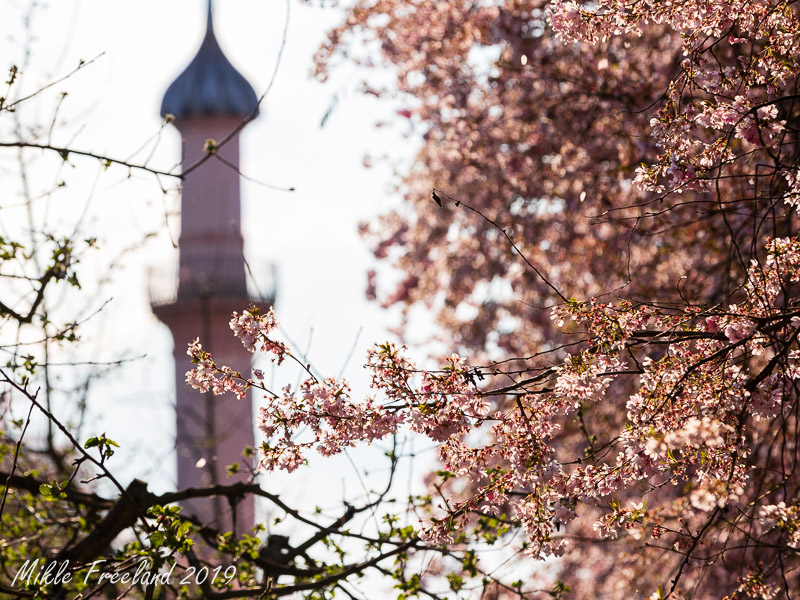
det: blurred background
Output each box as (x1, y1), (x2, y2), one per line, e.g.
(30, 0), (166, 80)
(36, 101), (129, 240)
(0, 0), (426, 512)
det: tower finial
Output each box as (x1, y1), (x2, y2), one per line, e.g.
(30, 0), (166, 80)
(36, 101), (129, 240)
(161, 0), (259, 120)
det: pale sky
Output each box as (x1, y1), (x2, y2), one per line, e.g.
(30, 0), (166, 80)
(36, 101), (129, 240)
(0, 0), (425, 507)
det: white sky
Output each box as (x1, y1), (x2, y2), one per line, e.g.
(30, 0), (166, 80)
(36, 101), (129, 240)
(0, 0), (429, 509)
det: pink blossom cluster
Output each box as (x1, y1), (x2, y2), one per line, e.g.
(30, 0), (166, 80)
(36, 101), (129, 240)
(723, 569), (781, 600)
(759, 502), (800, 549)
(256, 377), (401, 472)
(549, 0), (797, 196)
(553, 351), (622, 406)
(593, 500), (646, 540)
(229, 305), (287, 363)
(186, 339), (248, 400)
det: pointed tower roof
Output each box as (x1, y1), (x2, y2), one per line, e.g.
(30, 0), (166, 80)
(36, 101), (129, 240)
(161, 1), (259, 120)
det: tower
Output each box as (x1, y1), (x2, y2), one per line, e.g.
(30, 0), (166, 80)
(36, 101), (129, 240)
(151, 1), (268, 534)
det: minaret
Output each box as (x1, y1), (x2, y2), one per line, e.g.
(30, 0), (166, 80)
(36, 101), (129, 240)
(152, 0), (267, 534)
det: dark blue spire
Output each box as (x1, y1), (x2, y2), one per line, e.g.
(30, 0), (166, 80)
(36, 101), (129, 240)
(161, 0), (259, 120)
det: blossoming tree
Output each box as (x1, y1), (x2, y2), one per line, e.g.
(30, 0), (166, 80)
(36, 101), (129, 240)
(186, 0), (800, 598)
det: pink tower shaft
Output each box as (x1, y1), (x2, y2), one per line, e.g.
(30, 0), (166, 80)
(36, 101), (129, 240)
(154, 118), (257, 535)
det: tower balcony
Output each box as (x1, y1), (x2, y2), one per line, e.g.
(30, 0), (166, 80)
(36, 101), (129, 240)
(148, 257), (276, 308)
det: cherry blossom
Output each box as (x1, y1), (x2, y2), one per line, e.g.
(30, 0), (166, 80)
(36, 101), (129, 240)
(185, 0), (800, 595)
